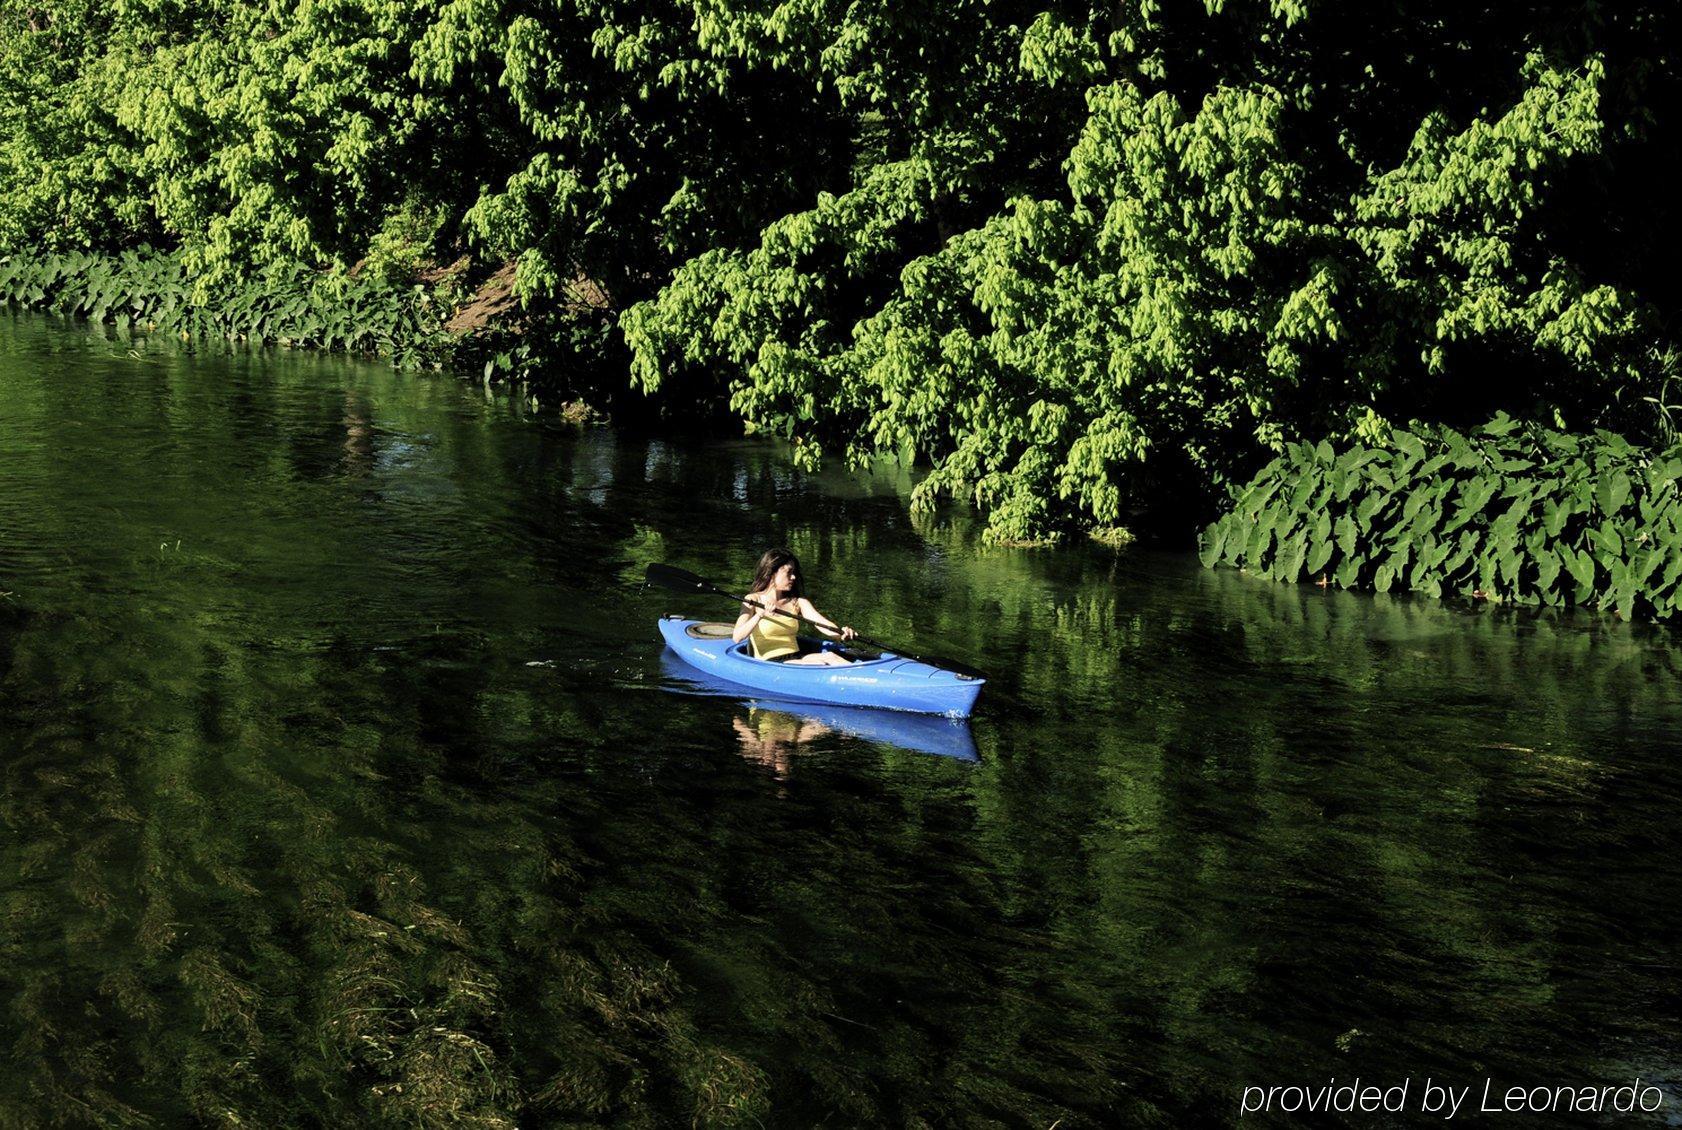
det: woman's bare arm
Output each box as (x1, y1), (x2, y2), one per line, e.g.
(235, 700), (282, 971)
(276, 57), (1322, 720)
(797, 598), (856, 640)
(732, 592), (769, 642)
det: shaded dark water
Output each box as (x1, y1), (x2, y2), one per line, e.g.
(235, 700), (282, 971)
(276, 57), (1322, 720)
(3, 314), (1680, 1127)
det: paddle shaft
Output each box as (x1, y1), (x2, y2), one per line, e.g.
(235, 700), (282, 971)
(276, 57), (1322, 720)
(743, 598), (896, 658)
(643, 563), (984, 679)
(710, 582), (880, 649)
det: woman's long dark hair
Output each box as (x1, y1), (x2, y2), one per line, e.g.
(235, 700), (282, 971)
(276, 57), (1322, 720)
(749, 547), (804, 598)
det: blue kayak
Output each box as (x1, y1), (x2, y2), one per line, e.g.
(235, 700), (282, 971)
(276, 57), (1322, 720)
(657, 616), (984, 718)
(658, 652), (978, 761)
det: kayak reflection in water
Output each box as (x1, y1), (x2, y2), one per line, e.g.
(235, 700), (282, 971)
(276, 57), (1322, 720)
(732, 548), (857, 666)
(732, 707), (831, 781)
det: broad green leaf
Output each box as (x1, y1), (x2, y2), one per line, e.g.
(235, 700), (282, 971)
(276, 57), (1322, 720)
(1391, 431), (1427, 464)
(1597, 469), (1632, 516)
(1198, 527), (1225, 567)
(1334, 514), (1357, 557)
(1306, 537), (1334, 575)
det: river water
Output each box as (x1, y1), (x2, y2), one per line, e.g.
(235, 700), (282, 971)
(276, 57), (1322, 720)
(2, 314), (1679, 1126)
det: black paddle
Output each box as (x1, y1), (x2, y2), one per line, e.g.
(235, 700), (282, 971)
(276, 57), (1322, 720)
(643, 563), (986, 681)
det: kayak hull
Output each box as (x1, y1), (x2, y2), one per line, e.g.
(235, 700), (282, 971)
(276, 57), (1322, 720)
(658, 616), (984, 718)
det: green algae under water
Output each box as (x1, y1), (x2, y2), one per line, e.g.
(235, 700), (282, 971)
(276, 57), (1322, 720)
(2, 314), (1680, 1127)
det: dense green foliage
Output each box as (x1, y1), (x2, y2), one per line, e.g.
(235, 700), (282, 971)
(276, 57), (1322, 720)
(623, 8), (1682, 540)
(0, 0), (856, 297)
(3, 0), (1680, 539)
(1201, 415), (1682, 621)
(0, 249), (446, 361)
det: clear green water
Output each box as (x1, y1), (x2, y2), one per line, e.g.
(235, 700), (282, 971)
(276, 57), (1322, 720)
(2, 315), (1680, 1126)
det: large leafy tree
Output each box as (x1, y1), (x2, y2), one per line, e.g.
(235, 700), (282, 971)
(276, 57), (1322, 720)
(410, 0), (861, 307)
(626, 2), (1680, 540)
(0, 0), (152, 251)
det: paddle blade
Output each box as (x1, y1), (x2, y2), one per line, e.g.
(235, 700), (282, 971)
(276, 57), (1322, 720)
(643, 563), (712, 592)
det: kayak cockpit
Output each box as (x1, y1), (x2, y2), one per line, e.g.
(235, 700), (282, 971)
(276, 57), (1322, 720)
(675, 618), (894, 666)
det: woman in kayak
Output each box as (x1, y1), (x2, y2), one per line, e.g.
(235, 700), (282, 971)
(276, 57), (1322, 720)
(733, 548), (856, 665)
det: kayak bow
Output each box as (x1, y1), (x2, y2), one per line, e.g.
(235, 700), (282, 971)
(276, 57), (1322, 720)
(657, 616), (984, 718)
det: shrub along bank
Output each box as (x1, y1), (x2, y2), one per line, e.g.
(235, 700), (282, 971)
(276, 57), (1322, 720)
(1201, 415), (1682, 621)
(0, 249), (450, 367)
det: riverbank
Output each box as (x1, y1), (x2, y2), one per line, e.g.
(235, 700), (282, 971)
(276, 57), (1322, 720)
(11, 251), (1682, 626)
(0, 248), (652, 426)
